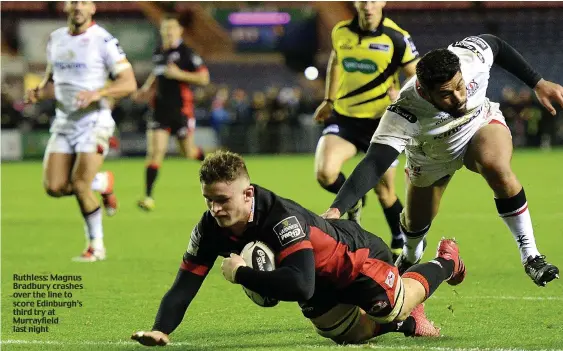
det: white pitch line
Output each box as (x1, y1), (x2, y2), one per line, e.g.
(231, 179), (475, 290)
(1, 340), (562, 351)
(431, 295), (563, 301)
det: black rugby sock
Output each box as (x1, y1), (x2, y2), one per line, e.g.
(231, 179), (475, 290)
(146, 163), (159, 197)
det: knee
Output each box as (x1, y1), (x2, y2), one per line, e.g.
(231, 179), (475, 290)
(316, 168), (339, 186)
(44, 181), (68, 198)
(374, 182), (393, 202)
(479, 160), (515, 187)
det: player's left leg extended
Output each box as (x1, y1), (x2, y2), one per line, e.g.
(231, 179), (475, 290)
(374, 163), (404, 260)
(464, 122), (559, 286)
(71, 152), (106, 262)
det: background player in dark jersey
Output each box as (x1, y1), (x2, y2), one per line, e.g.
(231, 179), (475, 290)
(131, 151), (466, 346)
(313, 1), (419, 260)
(136, 14), (210, 211)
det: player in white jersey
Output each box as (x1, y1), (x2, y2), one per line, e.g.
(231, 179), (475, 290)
(24, 1), (137, 262)
(322, 34), (562, 287)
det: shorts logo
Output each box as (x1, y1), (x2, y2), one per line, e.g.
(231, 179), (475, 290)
(273, 216), (306, 247)
(342, 58), (378, 74)
(369, 300), (389, 314)
(387, 104), (417, 123)
(322, 124), (340, 135)
(385, 271), (395, 288)
(368, 43), (390, 52)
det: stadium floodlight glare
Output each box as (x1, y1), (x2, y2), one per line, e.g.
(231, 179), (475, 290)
(304, 66), (319, 80)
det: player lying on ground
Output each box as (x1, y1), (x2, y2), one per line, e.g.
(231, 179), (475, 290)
(131, 150), (466, 346)
(313, 1), (419, 259)
(321, 34), (561, 286)
(24, 1), (137, 262)
(135, 14), (210, 212)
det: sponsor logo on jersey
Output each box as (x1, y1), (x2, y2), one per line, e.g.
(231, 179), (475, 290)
(168, 51), (181, 63)
(339, 39), (353, 50)
(404, 36), (419, 56)
(273, 216), (305, 247)
(433, 106), (482, 140)
(463, 36), (489, 51)
(387, 104), (418, 123)
(466, 79), (479, 97)
(452, 42), (485, 63)
(434, 112), (453, 125)
(368, 43), (390, 52)
(342, 58), (378, 74)
(54, 62), (87, 70)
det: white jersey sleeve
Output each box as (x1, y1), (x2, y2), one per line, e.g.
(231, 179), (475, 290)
(448, 36), (494, 69)
(101, 34), (128, 76)
(371, 102), (421, 154)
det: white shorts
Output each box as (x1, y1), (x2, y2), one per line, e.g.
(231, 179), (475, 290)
(44, 111), (115, 157)
(405, 103), (509, 187)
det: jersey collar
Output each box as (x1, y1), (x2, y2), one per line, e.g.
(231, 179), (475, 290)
(348, 14), (384, 37)
(68, 21), (96, 36)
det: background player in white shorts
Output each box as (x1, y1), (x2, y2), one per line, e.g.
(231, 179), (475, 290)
(322, 34), (562, 287)
(24, 1), (137, 262)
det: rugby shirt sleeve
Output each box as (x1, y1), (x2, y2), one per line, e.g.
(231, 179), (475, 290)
(101, 32), (130, 76)
(478, 34), (542, 89)
(401, 33), (420, 65)
(235, 214), (315, 301)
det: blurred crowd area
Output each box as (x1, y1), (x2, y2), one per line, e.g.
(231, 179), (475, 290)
(2, 1), (563, 154)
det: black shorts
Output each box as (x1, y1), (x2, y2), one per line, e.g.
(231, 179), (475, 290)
(321, 112), (381, 153)
(148, 110), (195, 139)
(299, 224), (401, 321)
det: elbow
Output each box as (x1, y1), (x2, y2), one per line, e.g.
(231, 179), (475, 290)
(294, 277), (315, 301)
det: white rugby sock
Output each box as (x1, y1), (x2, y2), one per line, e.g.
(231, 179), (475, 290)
(83, 207), (104, 250)
(400, 223), (430, 263)
(91, 172), (108, 193)
(495, 188), (540, 263)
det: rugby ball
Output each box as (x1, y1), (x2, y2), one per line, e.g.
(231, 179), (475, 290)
(240, 241), (279, 307)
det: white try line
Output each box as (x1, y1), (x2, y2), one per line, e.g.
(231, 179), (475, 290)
(431, 295), (563, 301)
(306, 346), (563, 351)
(2, 340), (562, 351)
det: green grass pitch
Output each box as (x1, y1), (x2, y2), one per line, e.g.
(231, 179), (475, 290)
(2, 150), (563, 350)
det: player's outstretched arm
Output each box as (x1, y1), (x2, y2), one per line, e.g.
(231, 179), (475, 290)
(323, 143), (400, 219)
(478, 34), (563, 115)
(132, 268), (207, 346)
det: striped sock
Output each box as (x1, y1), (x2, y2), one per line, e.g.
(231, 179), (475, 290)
(495, 188), (540, 263)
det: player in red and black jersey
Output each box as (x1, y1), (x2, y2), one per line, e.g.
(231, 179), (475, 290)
(132, 151), (466, 347)
(136, 14), (210, 211)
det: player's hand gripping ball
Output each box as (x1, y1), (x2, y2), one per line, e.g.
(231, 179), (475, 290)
(240, 241), (279, 307)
